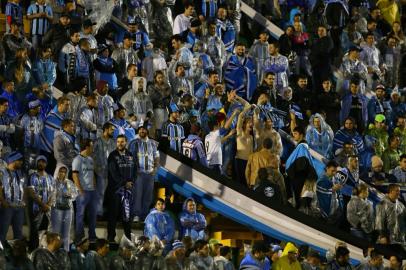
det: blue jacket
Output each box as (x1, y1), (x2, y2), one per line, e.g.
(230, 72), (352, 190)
(224, 55), (257, 101)
(339, 93), (369, 126)
(32, 58), (57, 86)
(179, 198), (206, 241)
(239, 252), (270, 270)
(0, 90), (21, 119)
(144, 208), (175, 242)
(317, 174), (344, 218)
(40, 106), (66, 153)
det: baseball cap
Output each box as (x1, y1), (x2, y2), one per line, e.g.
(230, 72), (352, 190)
(375, 114), (386, 123)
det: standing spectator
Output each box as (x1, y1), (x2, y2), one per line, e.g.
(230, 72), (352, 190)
(0, 80), (21, 119)
(240, 241), (270, 270)
(78, 93), (98, 140)
(144, 198), (175, 254)
(5, 0), (23, 33)
(251, 73), (276, 105)
(346, 183), (374, 240)
(224, 43), (257, 101)
(249, 31), (270, 83)
(148, 70), (172, 137)
(58, 28), (81, 85)
(111, 33), (138, 83)
(316, 161), (344, 223)
(141, 47), (168, 84)
(264, 42), (289, 94)
(93, 45), (119, 96)
(216, 5), (236, 54)
(190, 240), (216, 269)
(51, 165), (77, 251)
(80, 19), (98, 61)
(2, 20), (32, 64)
(179, 198), (206, 241)
(121, 77), (153, 128)
(235, 104), (254, 186)
(32, 46), (57, 95)
(0, 98), (16, 150)
(375, 183), (406, 244)
(66, 79), (87, 123)
(53, 119), (78, 170)
(245, 138), (274, 188)
(202, 20), (227, 78)
(367, 85), (391, 125)
(42, 13), (71, 59)
(183, 123), (208, 167)
(382, 135), (401, 173)
(27, 155), (54, 251)
(92, 122), (116, 216)
(110, 103), (137, 142)
(339, 78), (369, 132)
(170, 34), (194, 79)
(381, 35), (401, 89)
(173, 2), (193, 35)
(316, 78), (341, 131)
(306, 114), (333, 158)
(107, 135), (136, 243)
(365, 114), (388, 157)
(94, 80), (114, 129)
(0, 151), (25, 245)
(391, 154), (406, 183)
(292, 75), (313, 120)
(72, 139), (97, 241)
(129, 122), (160, 222)
(292, 21), (311, 77)
(27, 0), (53, 49)
(126, 18), (152, 53)
(309, 25), (334, 91)
(360, 32), (383, 90)
(20, 100), (44, 171)
(161, 103), (185, 153)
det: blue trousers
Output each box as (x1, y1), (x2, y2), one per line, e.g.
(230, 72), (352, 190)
(0, 207), (24, 244)
(134, 172), (155, 219)
(51, 208), (73, 251)
(75, 190), (97, 241)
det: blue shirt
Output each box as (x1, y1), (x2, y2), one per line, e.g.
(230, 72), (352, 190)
(129, 137), (159, 174)
(0, 90), (21, 118)
(27, 3), (53, 35)
(72, 155), (95, 191)
(28, 172), (54, 212)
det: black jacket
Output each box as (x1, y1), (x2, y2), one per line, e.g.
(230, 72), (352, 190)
(107, 149), (136, 193)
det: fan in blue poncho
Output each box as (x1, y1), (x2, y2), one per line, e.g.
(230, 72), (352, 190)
(144, 198), (175, 255)
(179, 198), (206, 241)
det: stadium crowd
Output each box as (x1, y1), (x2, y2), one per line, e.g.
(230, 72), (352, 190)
(0, 0), (405, 268)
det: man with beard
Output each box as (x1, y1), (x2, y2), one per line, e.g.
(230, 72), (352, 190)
(0, 151), (25, 245)
(170, 34), (194, 79)
(27, 155), (55, 251)
(107, 135), (136, 243)
(161, 103), (185, 153)
(53, 119), (79, 170)
(224, 43), (257, 101)
(367, 85), (391, 125)
(264, 42), (289, 95)
(129, 121), (160, 222)
(93, 122), (116, 216)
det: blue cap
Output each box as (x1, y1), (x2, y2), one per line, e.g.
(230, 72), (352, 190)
(35, 155), (47, 164)
(172, 240), (185, 250)
(6, 151), (23, 164)
(28, 99), (41, 109)
(168, 103), (179, 114)
(189, 109), (200, 117)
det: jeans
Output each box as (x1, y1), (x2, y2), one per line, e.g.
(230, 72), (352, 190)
(51, 208), (73, 251)
(95, 171), (108, 216)
(0, 207), (25, 244)
(134, 172), (155, 219)
(75, 190), (97, 241)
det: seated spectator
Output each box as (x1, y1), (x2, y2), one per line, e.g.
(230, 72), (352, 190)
(179, 198), (206, 241)
(390, 154), (406, 183)
(272, 242), (301, 270)
(333, 117), (365, 156)
(165, 240), (195, 269)
(189, 240), (216, 269)
(246, 138), (274, 188)
(240, 241), (270, 270)
(357, 250), (384, 270)
(144, 198), (175, 255)
(69, 238), (90, 269)
(301, 250), (322, 270)
(317, 161), (344, 223)
(4, 239), (34, 269)
(325, 246), (353, 270)
(32, 232), (70, 270)
(86, 239), (110, 270)
(361, 155), (390, 185)
(346, 183), (374, 240)
(306, 113), (334, 159)
(375, 183), (406, 244)
(109, 235), (135, 269)
(382, 135), (401, 173)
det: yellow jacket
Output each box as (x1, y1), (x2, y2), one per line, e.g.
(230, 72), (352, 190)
(376, 0), (400, 25)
